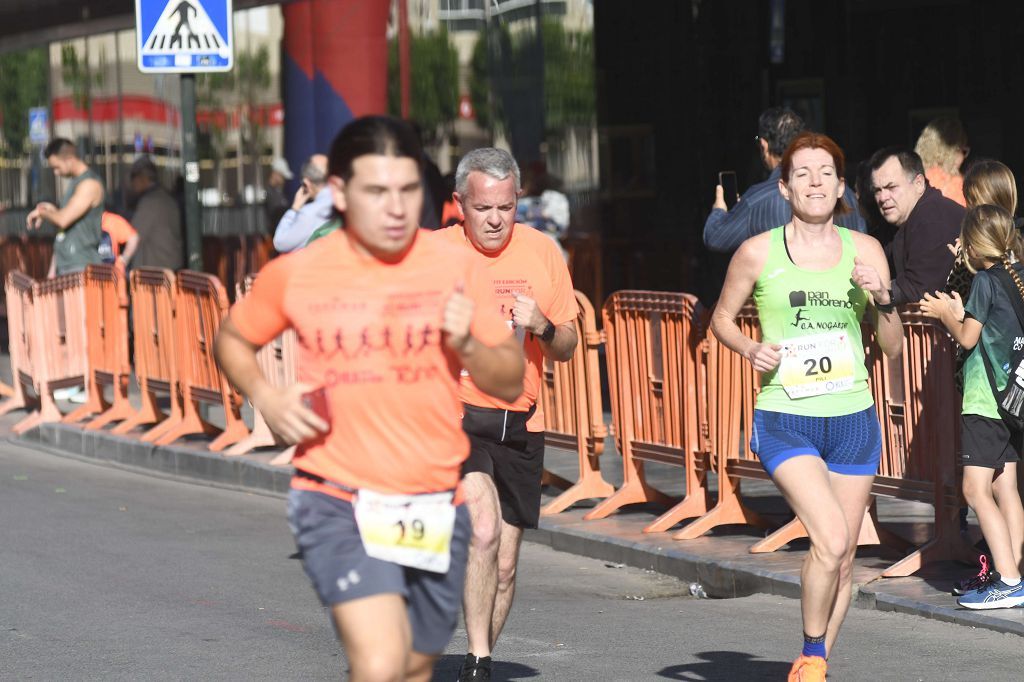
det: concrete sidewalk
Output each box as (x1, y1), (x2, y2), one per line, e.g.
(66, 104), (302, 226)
(8, 395), (1023, 640)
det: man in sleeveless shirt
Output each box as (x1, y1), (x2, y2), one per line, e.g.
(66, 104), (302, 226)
(28, 138), (105, 275)
(431, 148), (578, 681)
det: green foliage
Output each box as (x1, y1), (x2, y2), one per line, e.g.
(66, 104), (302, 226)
(61, 43), (105, 112)
(388, 27), (460, 139)
(196, 45), (272, 159)
(0, 47), (48, 154)
(469, 19), (594, 134)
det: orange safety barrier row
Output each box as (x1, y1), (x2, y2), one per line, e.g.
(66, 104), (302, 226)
(224, 276), (297, 465)
(583, 291), (710, 533)
(144, 271), (248, 451)
(0, 270), (88, 434)
(538, 290), (615, 515)
(62, 265), (133, 430)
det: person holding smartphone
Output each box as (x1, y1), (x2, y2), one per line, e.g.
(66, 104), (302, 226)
(272, 153), (337, 253)
(703, 108), (867, 254)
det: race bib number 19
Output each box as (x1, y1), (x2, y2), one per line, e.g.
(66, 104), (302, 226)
(778, 331), (856, 399)
(354, 489), (456, 573)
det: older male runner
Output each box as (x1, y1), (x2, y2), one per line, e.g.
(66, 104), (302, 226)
(215, 117), (524, 682)
(432, 148), (578, 681)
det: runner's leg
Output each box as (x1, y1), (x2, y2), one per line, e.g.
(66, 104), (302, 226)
(332, 593), (410, 682)
(490, 520), (524, 649)
(823, 472), (874, 654)
(770, 455), (850, 643)
(462, 471), (502, 657)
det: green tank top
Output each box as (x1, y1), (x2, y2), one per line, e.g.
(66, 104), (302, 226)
(752, 225), (873, 417)
(55, 168), (104, 275)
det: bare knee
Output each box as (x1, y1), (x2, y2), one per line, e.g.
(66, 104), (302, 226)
(963, 477), (993, 508)
(349, 652), (405, 682)
(496, 559), (518, 592)
(810, 528), (849, 573)
(464, 476), (501, 554)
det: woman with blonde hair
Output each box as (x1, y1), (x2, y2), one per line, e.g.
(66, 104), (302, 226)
(964, 159), (1018, 216)
(915, 116), (969, 206)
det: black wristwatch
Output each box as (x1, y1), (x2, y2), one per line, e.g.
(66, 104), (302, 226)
(538, 320), (556, 343)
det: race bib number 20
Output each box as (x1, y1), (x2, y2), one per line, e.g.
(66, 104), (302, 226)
(778, 331), (856, 399)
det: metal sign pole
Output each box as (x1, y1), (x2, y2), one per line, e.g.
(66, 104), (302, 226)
(181, 73), (202, 270)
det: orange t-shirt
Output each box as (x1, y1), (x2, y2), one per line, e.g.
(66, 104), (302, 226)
(925, 167), (966, 207)
(229, 229), (511, 498)
(102, 211), (137, 258)
(430, 223), (577, 431)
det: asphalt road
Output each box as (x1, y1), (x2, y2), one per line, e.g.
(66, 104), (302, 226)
(1, 442), (1020, 681)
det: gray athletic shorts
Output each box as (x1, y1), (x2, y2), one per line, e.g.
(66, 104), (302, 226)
(287, 488), (471, 655)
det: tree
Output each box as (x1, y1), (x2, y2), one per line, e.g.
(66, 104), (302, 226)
(0, 47), (48, 155)
(60, 42), (106, 161)
(387, 26), (460, 140)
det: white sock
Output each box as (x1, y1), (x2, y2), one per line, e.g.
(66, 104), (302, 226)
(1001, 575), (1021, 586)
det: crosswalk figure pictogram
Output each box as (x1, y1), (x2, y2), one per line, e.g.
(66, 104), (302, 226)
(136, 0), (233, 73)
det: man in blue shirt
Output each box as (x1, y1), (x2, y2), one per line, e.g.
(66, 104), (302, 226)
(703, 108), (866, 253)
(273, 154), (335, 253)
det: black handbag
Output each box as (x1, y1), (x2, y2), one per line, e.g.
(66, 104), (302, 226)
(977, 264), (1024, 430)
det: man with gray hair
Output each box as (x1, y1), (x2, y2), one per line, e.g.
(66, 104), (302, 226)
(273, 153), (337, 253)
(430, 148), (578, 680)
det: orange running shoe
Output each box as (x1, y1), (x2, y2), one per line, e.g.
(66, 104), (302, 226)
(787, 655), (827, 681)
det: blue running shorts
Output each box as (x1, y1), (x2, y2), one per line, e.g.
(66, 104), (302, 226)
(750, 405), (882, 476)
(287, 488), (471, 655)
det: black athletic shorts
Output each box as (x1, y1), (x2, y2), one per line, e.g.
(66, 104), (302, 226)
(460, 404), (545, 529)
(961, 415), (1024, 469)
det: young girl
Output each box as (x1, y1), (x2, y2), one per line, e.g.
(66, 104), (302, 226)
(921, 204), (1024, 609)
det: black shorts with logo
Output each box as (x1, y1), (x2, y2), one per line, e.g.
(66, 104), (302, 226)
(460, 404), (545, 529)
(961, 414), (1024, 469)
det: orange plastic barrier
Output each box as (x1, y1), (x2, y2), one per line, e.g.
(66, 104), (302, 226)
(62, 264), (133, 429)
(110, 268), (182, 438)
(146, 271), (249, 451)
(538, 290), (615, 515)
(583, 291), (710, 532)
(0, 271), (88, 434)
(0, 272), (46, 422)
(223, 276), (298, 464)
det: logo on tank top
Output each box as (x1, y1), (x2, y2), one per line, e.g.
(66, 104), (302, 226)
(788, 290), (853, 332)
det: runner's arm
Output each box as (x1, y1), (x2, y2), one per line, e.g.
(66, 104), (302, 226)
(511, 293), (577, 361)
(850, 234), (902, 359)
(35, 178), (102, 230)
(710, 235), (782, 372)
(215, 317), (328, 444)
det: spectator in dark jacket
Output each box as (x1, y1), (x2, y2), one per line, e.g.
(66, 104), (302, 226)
(869, 147), (966, 305)
(129, 157), (185, 271)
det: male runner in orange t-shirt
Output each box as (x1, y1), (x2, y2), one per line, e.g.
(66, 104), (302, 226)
(431, 148), (578, 681)
(214, 118), (524, 682)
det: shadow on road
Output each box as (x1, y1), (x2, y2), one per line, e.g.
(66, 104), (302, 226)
(658, 650), (791, 681)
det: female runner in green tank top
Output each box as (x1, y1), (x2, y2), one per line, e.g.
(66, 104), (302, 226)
(711, 132), (904, 681)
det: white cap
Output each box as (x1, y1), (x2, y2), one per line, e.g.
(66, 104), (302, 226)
(271, 157), (293, 180)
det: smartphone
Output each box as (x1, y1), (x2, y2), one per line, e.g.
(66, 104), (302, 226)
(718, 171), (739, 209)
(301, 386), (331, 425)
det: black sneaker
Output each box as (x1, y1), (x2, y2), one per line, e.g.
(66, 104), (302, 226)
(458, 654), (492, 681)
(952, 555), (995, 596)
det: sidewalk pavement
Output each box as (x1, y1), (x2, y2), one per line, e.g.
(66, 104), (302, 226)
(5, 382), (1024, 639)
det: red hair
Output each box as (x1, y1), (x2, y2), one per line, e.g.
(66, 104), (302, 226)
(780, 131), (849, 215)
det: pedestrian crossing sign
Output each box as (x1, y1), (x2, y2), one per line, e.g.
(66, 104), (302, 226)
(136, 0), (233, 73)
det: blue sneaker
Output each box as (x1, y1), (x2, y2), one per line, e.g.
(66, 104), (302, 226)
(957, 577), (1024, 609)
